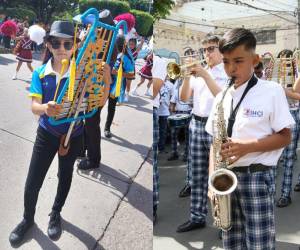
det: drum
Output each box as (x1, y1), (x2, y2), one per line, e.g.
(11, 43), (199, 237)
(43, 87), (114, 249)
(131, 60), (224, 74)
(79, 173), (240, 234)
(168, 113), (191, 128)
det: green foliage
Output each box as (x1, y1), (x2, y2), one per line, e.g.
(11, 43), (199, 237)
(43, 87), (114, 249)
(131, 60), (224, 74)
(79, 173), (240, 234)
(52, 11), (75, 22)
(79, 0), (130, 18)
(153, 0), (175, 20)
(0, 7), (37, 24)
(125, 0), (151, 12)
(130, 9), (153, 37)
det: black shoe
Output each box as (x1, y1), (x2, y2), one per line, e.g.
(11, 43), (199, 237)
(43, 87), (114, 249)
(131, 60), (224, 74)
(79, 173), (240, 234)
(167, 153), (179, 161)
(47, 211), (62, 240)
(104, 130), (112, 138)
(294, 183), (300, 192)
(9, 219), (34, 245)
(78, 158), (99, 170)
(276, 196), (292, 208)
(176, 220), (206, 233)
(178, 184), (191, 198)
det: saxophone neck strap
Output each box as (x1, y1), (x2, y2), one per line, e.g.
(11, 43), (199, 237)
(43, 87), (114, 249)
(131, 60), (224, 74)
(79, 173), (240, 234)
(227, 74), (258, 137)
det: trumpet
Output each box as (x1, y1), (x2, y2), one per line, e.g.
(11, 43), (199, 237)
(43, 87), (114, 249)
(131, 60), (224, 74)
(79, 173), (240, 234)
(167, 59), (206, 80)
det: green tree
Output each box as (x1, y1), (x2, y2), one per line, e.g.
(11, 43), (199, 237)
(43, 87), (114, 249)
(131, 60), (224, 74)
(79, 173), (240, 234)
(79, 0), (130, 18)
(152, 0), (174, 20)
(130, 9), (153, 36)
(1, 0), (79, 24)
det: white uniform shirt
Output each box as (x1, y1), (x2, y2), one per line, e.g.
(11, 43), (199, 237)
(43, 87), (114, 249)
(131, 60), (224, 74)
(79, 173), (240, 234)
(205, 78), (295, 167)
(190, 63), (227, 117)
(171, 80), (192, 112)
(157, 80), (175, 116)
(152, 55), (168, 108)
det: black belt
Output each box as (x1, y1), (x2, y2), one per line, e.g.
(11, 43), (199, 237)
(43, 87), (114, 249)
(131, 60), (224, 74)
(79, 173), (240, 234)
(232, 164), (272, 173)
(193, 115), (208, 123)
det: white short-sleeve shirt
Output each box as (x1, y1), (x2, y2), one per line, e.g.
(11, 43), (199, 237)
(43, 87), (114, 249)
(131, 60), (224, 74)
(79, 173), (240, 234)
(157, 80), (175, 116)
(171, 80), (192, 112)
(191, 63), (228, 117)
(152, 55), (168, 108)
(205, 78), (295, 167)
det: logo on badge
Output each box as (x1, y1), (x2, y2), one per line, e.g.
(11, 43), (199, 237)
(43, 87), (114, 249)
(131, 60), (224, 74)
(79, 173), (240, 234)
(243, 108), (263, 118)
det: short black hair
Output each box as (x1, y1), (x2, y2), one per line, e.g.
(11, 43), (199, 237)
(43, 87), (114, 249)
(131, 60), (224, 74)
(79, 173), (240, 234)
(201, 34), (221, 45)
(219, 28), (256, 54)
(129, 38), (137, 44)
(277, 49), (293, 58)
(254, 61), (263, 70)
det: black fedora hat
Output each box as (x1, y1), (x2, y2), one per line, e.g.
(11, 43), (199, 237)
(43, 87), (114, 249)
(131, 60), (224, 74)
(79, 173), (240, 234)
(49, 20), (75, 39)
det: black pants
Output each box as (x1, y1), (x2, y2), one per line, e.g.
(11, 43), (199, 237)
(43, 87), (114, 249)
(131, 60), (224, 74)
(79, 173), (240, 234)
(23, 126), (83, 222)
(84, 108), (102, 164)
(105, 97), (117, 131)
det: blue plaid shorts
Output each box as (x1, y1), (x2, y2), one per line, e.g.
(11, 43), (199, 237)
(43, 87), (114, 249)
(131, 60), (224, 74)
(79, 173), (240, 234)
(153, 107), (159, 207)
(280, 109), (300, 197)
(222, 169), (275, 250)
(189, 118), (212, 222)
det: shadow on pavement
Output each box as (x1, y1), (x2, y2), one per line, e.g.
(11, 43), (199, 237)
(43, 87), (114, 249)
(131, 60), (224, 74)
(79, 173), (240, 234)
(63, 218), (103, 249)
(77, 162), (152, 222)
(102, 133), (151, 160)
(10, 218), (102, 249)
(0, 55), (15, 65)
(122, 95), (153, 114)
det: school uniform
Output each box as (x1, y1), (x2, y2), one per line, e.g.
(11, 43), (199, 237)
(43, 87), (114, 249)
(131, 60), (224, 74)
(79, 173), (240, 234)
(169, 80), (192, 179)
(279, 88), (300, 201)
(105, 53), (134, 132)
(27, 59), (84, 222)
(188, 63), (227, 224)
(157, 80), (175, 151)
(152, 55), (167, 210)
(206, 76), (294, 250)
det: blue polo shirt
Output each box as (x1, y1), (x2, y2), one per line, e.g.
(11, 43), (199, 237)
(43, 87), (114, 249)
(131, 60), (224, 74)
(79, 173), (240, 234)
(109, 53), (134, 103)
(29, 59), (83, 137)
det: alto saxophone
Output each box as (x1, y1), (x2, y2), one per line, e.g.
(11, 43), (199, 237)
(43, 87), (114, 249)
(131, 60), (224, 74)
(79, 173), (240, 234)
(208, 78), (238, 231)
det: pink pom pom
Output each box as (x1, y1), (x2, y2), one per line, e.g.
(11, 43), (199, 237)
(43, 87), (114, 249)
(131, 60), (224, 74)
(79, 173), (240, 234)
(114, 13), (135, 31)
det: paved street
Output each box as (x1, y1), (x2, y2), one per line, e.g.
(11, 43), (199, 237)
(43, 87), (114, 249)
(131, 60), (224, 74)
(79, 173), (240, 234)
(154, 140), (300, 249)
(0, 53), (152, 250)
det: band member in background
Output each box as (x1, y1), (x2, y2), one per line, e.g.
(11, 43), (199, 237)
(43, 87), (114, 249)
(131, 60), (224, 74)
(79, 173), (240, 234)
(168, 79), (192, 163)
(152, 54), (168, 223)
(177, 35), (227, 232)
(254, 61), (264, 79)
(12, 28), (34, 80)
(287, 76), (300, 193)
(132, 51), (153, 96)
(78, 10), (115, 170)
(124, 37), (144, 102)
(104, 35), (135, 138)
(206, 28), (294, 250)
(277, 50), (300, 207)
(157, 76), (175, 153)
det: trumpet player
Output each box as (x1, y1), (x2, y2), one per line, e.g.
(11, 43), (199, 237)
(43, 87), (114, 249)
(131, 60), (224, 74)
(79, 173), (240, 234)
(177, 34), (228, 233)
(206, 28), (294, 250)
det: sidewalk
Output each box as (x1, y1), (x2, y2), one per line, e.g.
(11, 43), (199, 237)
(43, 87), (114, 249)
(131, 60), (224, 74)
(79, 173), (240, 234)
(0, 53), (152, 250)
(154, 142), (300, 250)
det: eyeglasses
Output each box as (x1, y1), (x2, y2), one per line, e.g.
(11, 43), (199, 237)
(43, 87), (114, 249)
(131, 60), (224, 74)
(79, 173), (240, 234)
(51, 40), (73, 50)
(203, 46), (218, 53)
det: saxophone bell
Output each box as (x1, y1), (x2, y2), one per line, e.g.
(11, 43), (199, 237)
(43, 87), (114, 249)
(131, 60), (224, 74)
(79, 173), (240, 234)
(209, 168), (237, 231)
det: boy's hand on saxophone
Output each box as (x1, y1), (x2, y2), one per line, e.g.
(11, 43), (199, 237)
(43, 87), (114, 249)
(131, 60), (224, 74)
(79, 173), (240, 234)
(221, 138), (251, 164)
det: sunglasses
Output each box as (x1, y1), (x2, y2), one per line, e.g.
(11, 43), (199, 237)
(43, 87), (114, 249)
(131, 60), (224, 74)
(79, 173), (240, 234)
(51, 40), (73, 50)
(203, 46), (218, 53)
